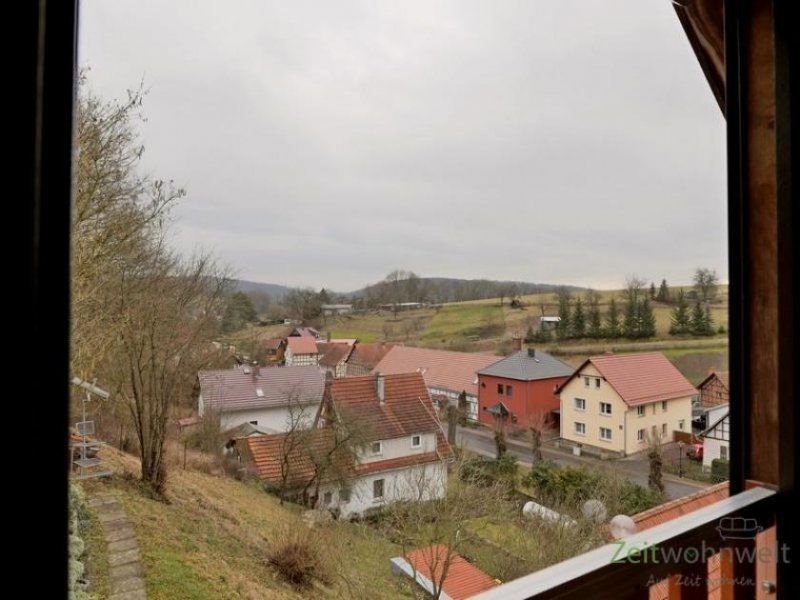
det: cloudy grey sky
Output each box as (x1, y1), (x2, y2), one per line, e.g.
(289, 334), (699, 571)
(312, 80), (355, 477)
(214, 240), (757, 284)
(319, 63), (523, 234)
(79, 0), (727, 292)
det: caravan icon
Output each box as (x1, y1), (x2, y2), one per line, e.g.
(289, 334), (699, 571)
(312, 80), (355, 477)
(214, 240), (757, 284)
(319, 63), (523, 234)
(716, 517), (764, 540)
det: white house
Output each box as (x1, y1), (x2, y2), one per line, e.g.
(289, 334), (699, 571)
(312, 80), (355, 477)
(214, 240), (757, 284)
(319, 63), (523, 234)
(284, 336), (320, 366)
(241, 372), (453, 517)
(197, 364), (325, 432)
(321, 304), (353, 316)
(701, 403), (730, 470)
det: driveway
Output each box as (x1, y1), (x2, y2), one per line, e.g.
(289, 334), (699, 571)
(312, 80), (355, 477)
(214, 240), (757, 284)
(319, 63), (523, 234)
(455, 426), (708, 501)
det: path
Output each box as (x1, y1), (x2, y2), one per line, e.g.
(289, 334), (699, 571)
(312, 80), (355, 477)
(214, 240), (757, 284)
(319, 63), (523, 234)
(88, 494), (147, 600)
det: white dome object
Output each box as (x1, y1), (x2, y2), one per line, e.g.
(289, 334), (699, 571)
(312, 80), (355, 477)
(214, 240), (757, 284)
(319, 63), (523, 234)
(609, 514), (638, 539)
(582, 499), (608, 523)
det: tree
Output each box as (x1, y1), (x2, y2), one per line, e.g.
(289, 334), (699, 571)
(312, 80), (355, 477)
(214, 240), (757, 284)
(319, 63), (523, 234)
(221, 291), (257, 332)
(669, 289), (691, 335)
(457, 390), (468, 426)
(586, 291), (602, 339)
(571, 298), (586, 339)
(283, 287), (322, 321)
(693, 268), (719, 303)
(656, 279), (670, 303)
(555, 287), (572, 340)
(622, 276), (646, 339)
(649, 282), (657, 300)
(690, 302), (714, 336)
(647, 436), (665, 495)
(638, 297), (657, 338)
(527, 411), (552, 465)
(604, 297), (621, 338)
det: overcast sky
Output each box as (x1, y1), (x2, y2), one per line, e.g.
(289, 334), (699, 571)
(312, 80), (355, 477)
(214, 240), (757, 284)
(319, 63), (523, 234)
(79, 0), (727, 292)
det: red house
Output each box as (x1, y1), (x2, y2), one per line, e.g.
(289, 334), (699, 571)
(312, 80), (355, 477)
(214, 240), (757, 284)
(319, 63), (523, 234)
(477, 348), (573, 427)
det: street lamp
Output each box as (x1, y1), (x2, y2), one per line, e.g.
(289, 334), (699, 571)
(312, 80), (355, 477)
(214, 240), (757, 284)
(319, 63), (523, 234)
(678, 441), (684, 478)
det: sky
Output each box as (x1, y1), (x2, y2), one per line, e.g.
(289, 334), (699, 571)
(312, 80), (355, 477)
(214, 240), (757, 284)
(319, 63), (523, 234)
(79, 0), (727, 292)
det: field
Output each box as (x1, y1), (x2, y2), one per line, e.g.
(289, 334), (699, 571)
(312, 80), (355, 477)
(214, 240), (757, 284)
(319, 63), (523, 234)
(80, 448), (412, 600)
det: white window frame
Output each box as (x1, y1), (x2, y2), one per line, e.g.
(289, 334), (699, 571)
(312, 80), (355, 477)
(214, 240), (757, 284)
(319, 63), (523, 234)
(373, 478), (385, 500)
(574, 398), (586, 411)
(411, 435), (421, 448)
(600, 402), (612, 416)
(720, 445), (728, 460)
(574, 422), (586, 436)
(370, 441), (383, 455)
(584, 376), (590, 387)
(636, 405), (645, 417)
(637, 428), (645, 442)
(662, 423), (668, 436)
(599, 427), (612, 441)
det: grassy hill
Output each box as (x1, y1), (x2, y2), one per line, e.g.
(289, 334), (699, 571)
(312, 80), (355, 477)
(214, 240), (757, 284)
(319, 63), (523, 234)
(80, 449), (412, 600)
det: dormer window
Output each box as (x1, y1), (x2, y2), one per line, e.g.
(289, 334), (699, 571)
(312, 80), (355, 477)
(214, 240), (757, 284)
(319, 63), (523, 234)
(370, 441), (382, 455)
(411, 435), (421, 448)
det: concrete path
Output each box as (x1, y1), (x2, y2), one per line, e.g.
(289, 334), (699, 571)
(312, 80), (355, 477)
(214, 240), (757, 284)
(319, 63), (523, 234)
(88, 494), (147, 600)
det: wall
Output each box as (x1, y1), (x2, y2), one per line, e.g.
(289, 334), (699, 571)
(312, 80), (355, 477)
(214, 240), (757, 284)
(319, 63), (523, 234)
(429, 386), (478, 421)
(699, 375), (729, 406)
(285, 347), (319, 367)
(477, 374), (566, 427)
(358, 432), (437, 464)
(623, 396), (693, 455)
(703, 435), (729, 470)
(217, 404), (317, 433)
(318, 461), (448, 518)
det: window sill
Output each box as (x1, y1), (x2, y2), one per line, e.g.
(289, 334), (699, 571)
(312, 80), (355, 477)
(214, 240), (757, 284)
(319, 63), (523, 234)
(574, 432), (586, 437)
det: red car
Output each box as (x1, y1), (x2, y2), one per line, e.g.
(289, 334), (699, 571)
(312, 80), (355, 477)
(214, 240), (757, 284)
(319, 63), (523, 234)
(686, 443), (704, 460)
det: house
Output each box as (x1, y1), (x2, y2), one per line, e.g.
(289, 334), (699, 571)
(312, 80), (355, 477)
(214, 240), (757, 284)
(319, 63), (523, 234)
(697, 369), (729, 407)
(317, 342), (354, 378)
(700, 403), (729, 470)
(321, 303), (353, 316)
(539, 315), (561, 331)
(476, 348), (573, 427)
(284, 336), (320, 366)
(240, 372), (453, 518)
(557, 352), (695, 456)
(289, 326), (320, 339)
(377, 302), (424, 312)
(197, 364), (324, 431)
(262, 338), (286, 363)
(390, 544), (499, 599)
(345, 342), (399, 376)
(372, 346), (502, 421)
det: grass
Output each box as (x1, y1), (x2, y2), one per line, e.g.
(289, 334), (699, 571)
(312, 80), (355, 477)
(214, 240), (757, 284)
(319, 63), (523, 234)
(81, 448), (410, 600)
(420, 304), (504, 349)
(81, 501), (111, 599)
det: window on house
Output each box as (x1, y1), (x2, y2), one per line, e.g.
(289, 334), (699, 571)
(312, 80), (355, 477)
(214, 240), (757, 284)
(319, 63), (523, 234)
(574, 422), (586, 436)
(600, 402), (612, 415)
(497, 384), (504, 394)
(340, 485), (351, 503)
(720, 445), (728, 460)
(679, 419), (685, 430)
(637, 429), (645, 442)
(373, 479), (384, 499)
(662, 401), (668, 412)
(662, 423), (667, 436)
(595, 378), (601, 389)
(411, 435), (421, 448)
(636, 405), (645, 417)
(652, 404), (656, 415)
(600, 427), (612, 441)
(574, 398), (586, 411)
(584, 376), (590, 387)
(505, 385), (513, 397)
(323, 491), (332, 505)
(370, 441), (382, 455)
(249, 420), (258, 425)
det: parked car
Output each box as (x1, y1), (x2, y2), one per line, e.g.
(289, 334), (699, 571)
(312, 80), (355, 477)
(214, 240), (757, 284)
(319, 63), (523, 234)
(686, 443), (704, 460)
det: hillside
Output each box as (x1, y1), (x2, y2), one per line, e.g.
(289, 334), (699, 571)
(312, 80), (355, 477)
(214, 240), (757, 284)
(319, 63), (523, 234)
(233, 279), (294, 298)
(80, 448), (412, 600)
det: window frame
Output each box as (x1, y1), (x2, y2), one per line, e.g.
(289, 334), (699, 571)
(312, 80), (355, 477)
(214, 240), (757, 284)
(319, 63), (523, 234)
(372, 478), (384, 500)
(574, 422), (586, 436)
(370, 441), (382, 455)
(636, 405), (645, 417)
(411, 434), (421, 448)
(574, 397), (586, 411)
(599, 401), (612, 416)
(599, 426), (612, 441)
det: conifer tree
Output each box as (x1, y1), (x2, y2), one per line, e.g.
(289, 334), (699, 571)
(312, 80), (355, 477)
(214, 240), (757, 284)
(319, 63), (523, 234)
(669, 289), (691, 335)
(572, 297), (586, 338)
(657, 279), (669, 303)
(605, 298), (621, 338)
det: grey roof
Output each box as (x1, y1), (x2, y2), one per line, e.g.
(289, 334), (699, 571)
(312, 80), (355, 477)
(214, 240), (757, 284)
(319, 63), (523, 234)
(476, 349), (574, 381)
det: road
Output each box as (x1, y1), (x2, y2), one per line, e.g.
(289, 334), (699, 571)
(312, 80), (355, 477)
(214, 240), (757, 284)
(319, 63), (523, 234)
(455, 427), (706, 501)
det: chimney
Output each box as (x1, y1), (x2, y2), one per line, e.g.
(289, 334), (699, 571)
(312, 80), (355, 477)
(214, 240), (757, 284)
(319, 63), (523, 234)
(375, 372), (385, 404)
(527, 347), (536, 358)
(708, 367), (716, 375)
(252, 361), (259, 379)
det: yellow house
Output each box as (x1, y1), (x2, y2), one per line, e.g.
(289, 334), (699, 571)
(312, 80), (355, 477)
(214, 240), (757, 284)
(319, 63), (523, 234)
(557, 352), (695, 456)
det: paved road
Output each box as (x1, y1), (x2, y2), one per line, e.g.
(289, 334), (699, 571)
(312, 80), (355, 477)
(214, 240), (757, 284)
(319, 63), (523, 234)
(455, 427), (707, 501)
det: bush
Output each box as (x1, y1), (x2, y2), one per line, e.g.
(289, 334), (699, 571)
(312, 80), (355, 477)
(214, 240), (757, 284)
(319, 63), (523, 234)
(267, 527), (331, 587)
(460, 456), (519, 489)
(711, 458), (730, 482)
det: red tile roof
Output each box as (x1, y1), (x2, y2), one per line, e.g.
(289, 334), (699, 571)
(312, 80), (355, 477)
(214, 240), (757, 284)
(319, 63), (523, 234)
(401, 545), (499, 599)
(698, 370), (730, 391)
(372, 346), (502, 398)
(347, 342), (400, 372)
(198, 365), (324, 412)
(317, 343), (354, 368)
(286, 336), (319, 355)
(329, 374), (451, 453)
(561, 352), (697, 407)
(263, 338), (285, 351)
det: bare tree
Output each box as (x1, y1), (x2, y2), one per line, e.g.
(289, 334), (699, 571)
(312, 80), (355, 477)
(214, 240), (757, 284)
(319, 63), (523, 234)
(693, 268), (719, 303)
(526, 411), (553, 465)
(646, 432), (665, 494)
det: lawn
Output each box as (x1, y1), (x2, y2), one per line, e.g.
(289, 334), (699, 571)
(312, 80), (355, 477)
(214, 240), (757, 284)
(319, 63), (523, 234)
(80, 448), (411, 600)
(419, 303), (505, 350)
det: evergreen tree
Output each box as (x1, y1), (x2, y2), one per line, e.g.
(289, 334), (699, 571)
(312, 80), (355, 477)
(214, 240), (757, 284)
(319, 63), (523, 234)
(669, 289), (691, 335)
(605, 298), (621, 338)
(588, 296), (602, 339)
(525, 324), (536, 343)
(623, 295), (639, 338)
(657, 279), (669, 303)
(556, 288), (572, 340)
(690, 302), (714, 336)
(639, 297), (657, 338)
(571, 298), (586, 338)
(649, 282), (657, 300)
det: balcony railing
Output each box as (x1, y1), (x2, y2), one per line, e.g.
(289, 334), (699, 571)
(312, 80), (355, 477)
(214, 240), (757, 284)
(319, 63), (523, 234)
(471, 486), (776, 600)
